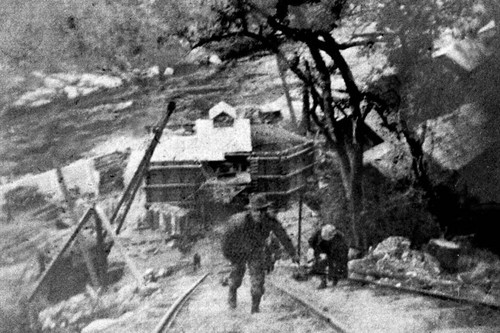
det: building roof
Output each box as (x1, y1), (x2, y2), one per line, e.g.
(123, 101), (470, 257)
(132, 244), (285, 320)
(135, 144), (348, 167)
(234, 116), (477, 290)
(151, 118), (252, 162)
(251, 124), (310, 152)
(208, 101), (237, 120)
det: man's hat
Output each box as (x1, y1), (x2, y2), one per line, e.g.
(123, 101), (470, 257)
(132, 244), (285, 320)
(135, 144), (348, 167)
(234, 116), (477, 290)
(321, 224), (337, 241)
(248, 193), (271, 210)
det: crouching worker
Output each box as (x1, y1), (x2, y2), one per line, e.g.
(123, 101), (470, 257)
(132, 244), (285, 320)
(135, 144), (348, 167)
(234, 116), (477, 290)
(221, 194), (299, 313)
(308, 224), (348, 289)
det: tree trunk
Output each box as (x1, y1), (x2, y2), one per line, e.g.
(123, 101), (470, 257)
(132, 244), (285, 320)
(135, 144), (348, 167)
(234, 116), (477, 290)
(276, 55), (298, 128)
(300, 83), (310, 135)
(319, 33), (366, 250)
(348, 121), (366, 251)
(308, 44), (353, 199)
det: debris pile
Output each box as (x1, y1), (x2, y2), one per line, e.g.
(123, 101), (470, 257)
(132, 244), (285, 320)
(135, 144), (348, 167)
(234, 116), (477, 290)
(349, 237), (441, 282)
(348, 236), (500, 307)
(37, 281), (159, 332)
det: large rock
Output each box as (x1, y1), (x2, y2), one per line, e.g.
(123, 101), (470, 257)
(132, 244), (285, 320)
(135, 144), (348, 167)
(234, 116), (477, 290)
(186, 47), (210, 64)
(372, 236), (411, 259)
(81, 318), (118, 333)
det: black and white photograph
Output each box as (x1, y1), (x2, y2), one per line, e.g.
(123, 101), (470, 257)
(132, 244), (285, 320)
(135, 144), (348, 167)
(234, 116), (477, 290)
(1, 1), (499, 332)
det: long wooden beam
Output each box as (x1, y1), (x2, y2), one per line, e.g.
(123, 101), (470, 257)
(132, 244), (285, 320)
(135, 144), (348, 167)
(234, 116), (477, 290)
(113, 101), (176, 234)
(28, 208), (94, 302)
(56, 168), (101, 287)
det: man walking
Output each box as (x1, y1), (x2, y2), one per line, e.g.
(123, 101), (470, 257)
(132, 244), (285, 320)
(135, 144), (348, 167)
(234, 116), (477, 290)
(308, 224), (348, 289)
(221, 194), (299, 313)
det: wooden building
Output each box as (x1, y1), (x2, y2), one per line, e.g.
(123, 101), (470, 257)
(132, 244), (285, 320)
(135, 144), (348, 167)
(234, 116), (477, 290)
(250, 125), (315, 206)
(143, 102), (317, 235)
(144, 102), (252, 206)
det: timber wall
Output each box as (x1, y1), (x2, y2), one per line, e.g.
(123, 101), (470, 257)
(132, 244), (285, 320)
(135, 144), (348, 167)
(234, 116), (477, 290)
(144, 162), (204, 204)
(249, 141), (315, 206)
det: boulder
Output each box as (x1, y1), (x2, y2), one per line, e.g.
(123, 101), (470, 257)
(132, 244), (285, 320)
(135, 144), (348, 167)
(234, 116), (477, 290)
(144, 66), (160, 78)
(186, 47), (210, 64)
(163, 67), (174, 76)
(209, 54), (223, 65)
(136, 282), (160, 297)
(81, 318), (118, 333)
(372, 236), (411, 259)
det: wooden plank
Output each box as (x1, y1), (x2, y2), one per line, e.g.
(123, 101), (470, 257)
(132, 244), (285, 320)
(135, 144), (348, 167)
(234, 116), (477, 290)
(148, 165), (203, 170)
(28, 208), (94, 302)
(94, 205), (144, 285)
(251, 146), (314, 160)
(113, 101), (176, 234)
(251, 164), (315, 179)
(94, 212), (108, 287)
(144, 184), (201, 188)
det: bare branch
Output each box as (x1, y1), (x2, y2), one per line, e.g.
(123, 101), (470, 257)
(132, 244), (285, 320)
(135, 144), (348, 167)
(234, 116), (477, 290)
(192, 32), (244, 49)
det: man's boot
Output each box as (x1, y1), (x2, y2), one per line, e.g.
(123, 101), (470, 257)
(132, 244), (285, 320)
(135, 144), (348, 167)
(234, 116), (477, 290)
(228, 288), (237, 309)
(251, 295), (261, 314)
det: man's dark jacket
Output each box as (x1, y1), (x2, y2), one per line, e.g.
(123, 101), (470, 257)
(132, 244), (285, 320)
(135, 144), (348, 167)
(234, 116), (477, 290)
(308, 229), (348, 277)
(222, 212), (296, 263)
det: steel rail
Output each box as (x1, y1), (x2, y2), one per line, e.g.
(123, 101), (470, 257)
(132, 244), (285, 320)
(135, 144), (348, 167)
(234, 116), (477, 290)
(153, 273), (209, 333)
(347, 277), (500, 311)
(268, 280), (351, 333)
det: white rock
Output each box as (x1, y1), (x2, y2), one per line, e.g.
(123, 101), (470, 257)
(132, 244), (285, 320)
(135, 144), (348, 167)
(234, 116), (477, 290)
(31, 99), (51, 107)
(144, 66), (160, 78)
(79, 86), (99, 96)
(64, 86), (80, 99)
(137, 282), (160, 297)
(186, 47), (210, 64)
(32, 70), (45, 78)
(163, 67), (174, 76)
(78, 73), (122, 88)
(44, 77), (66, 89)
(14, 87), (56, 106)
(51, 72), (81, 84)
(157, 268), (167, 278)
(81, 318), (118, 333)
(209, 54), (222, 65)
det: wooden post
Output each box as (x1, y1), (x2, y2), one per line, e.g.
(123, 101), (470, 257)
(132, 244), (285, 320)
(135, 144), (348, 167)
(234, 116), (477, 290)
(94, 210), (108, 288)
(94, 205), (144, 285)
(297, 190), (303, 262)
(276, 55), (298, 130)
(56, 168), (100, 288)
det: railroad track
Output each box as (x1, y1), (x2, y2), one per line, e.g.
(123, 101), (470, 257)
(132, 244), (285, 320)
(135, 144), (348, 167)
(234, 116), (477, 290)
(153, 270), (350, 333)
(152, 266), (500, 333)
(153, 273), (210, 333)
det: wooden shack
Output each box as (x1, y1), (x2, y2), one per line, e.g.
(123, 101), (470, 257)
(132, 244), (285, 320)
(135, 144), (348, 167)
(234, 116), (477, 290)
(145, 161), (204, 205)
(249, 125), (315, 206)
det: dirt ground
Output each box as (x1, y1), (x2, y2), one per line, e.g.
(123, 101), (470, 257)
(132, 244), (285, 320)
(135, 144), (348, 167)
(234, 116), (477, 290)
(82, 221), (500, 333)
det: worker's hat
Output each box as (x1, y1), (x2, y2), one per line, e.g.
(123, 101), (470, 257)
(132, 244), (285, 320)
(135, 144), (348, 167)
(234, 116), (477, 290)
(321, 224), (337, 241)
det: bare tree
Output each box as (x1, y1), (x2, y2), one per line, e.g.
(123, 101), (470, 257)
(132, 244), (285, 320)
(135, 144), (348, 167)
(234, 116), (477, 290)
(193, 0), (375, 251)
